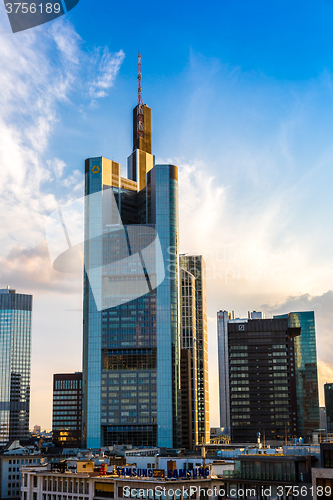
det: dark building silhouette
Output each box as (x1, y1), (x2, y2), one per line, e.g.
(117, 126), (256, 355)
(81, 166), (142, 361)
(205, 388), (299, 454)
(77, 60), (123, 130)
(228, 318), (300, 443)
(180, 348), (192, 450)
(325, 384), (333, 434)
(52, 372), (82, 448)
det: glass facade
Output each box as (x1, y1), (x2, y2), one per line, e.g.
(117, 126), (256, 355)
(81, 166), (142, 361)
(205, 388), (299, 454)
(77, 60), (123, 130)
(83, 105), (181, 448)
(0, 288), (32, 448)
(180, 267), (198, 447)
(179, 256), (209, 445)
(274, 311), (320, 438)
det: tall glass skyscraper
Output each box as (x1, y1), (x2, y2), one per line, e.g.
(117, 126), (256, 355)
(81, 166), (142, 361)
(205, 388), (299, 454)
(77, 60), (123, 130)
(180, 266), (198, 447)
(274, 311), (320, 439)
(0, 287), (32, 448)
(83, 100), (181, 448)
(179, 255), (209, 445)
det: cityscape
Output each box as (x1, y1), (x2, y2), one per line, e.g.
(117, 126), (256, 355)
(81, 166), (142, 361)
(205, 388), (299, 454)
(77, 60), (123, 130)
(1, 2), (333, 500)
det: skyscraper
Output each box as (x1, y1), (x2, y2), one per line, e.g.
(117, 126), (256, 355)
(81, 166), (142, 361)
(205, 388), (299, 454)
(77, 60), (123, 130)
(52, 372), (82, 448)
(274, 311), (320, 439)
(217, 310), (231, 434)
(179, 255), (209, 445)
(180, 266), (198, 448)
(0, 287), (32, 448)
(228, 317), (300, 443)
(217, 310), (264, 434)
(83, 65), (181, 448)
(324, 384), (333, 434)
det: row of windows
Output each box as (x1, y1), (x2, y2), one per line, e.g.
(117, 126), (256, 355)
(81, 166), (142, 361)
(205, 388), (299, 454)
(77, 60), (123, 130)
(8, 458), (38, 465)
(54, 379), (81, 390)
(53, 391), (80, 396)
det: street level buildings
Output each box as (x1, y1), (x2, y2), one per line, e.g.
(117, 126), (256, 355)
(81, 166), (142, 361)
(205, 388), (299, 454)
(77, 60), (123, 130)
(0, 452), (42, 500)
(83, 97), (181, 448)
(52, 373), (82, 448)
(0, 288), (32, 449)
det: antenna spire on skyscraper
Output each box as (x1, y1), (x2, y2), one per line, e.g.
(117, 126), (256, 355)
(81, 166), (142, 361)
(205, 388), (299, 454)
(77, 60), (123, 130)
(138, 51), (143, 106)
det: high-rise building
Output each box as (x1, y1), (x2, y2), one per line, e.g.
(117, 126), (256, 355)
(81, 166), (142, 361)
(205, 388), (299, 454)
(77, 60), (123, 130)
(320, 406), (327, 431)
(83, 80), (181, 448)
(180, 348), (192, 450)
(179, 255), (209, 445)
(52, 372), (82, 448)
(217, 310), (231, 434)
(217, 310), (264, 434)
(325, 384), (333, 434)
(274, 312), (320, 439)
(228, 317), (300, 443)
(0, 287), (32, 448)
(179, 267), (198, 448)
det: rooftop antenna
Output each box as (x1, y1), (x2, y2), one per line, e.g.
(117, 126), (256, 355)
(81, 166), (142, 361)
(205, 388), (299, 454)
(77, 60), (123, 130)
(138, 51), (143, 106)
(137, 51), (144, 139)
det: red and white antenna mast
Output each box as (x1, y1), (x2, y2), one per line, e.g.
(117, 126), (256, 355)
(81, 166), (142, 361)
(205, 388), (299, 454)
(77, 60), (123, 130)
(137, 51), (144, 139)
(138, 51), (143, 106)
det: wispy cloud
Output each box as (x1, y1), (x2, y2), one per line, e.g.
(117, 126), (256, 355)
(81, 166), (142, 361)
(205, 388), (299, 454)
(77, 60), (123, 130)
(88, 48), (125, 99)
(0, 19), (125, 257)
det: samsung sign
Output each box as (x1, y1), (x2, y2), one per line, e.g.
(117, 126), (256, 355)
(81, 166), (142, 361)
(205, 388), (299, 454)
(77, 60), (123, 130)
(116, 467), (210, 478)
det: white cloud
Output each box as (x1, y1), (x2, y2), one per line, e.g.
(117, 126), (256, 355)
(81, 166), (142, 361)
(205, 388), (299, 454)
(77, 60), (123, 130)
(88, 48), (125, 98)
(47, 158), (67, 179)
(0, 20), (125, 428)
(0, 19), (125, 256)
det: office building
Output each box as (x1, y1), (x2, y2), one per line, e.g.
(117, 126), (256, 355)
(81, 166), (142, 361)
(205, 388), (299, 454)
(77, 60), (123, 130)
(0, 452), (42, 500)
(52, 373), (82, 448)
(228, 317), (300, 443)
(320, 406), (327, 431)
(0, 287), (32, 449)
(21, 463), (218, 500)
(217, 310), (231, 434)
(179, 266), (197, 448)
(180, 255), (209, 445)
(325, 384), (333, 434)
(217, 310), (264, 434)
(275, 312), (320, 439)
(180, 348), (192, 450)
(83, 69), (181, 448)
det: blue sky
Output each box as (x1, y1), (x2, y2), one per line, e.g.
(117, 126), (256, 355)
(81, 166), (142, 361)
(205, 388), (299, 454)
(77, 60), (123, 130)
(1, 0), (333, 429)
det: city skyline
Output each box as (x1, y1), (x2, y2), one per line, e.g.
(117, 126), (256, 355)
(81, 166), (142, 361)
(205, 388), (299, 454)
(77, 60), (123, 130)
(1, 1), (333, 430)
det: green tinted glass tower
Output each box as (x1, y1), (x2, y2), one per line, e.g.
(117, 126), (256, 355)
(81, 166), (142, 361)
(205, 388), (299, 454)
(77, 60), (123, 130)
(274, 311), (319, 439)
